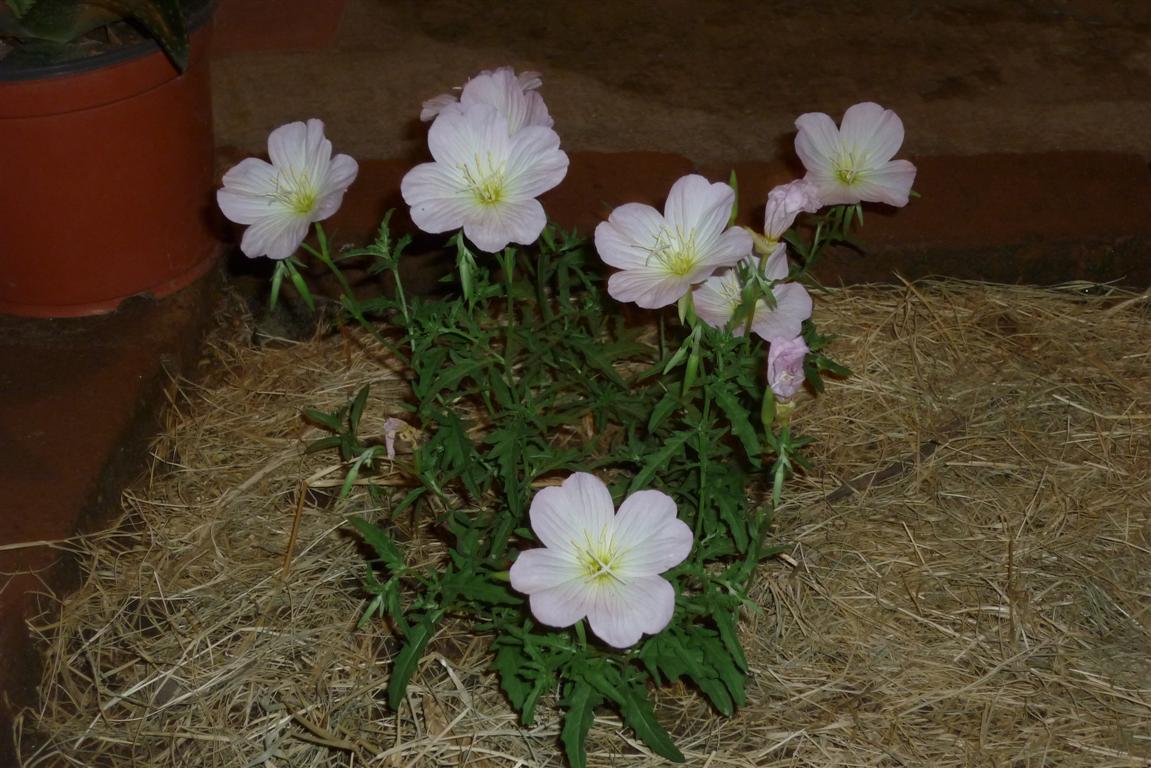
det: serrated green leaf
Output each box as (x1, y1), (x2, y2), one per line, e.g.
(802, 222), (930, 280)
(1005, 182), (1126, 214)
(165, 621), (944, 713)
(560, 679), (599, 768)
(494, 643), (531, 712)
(695, 675), (734, 716)
(346, 516), (404, 572)
(713, 609), (749, 673)
(619, 682), (685, 763)
(387, 610), (441, 710)
(714, 382), (761, 460)
(702, 635), (747, 707)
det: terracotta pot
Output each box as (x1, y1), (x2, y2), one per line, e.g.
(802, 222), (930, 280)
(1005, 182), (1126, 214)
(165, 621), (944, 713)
(0, 10), (218, 317)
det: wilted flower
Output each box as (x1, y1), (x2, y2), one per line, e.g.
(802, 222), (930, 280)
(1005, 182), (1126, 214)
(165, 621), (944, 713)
(420, 66), (552, 134)
(216, 119), (359, 260)
(763, 179), (822, 242)
(382, 417), (419, 460)
(692, 247), (812, 340)
(401, 103), (569, 253)
(767, 335), (810, 401)
(509, 472), (693, 649)
(595, 174), (753, 310)
(794, 102), (916, 207)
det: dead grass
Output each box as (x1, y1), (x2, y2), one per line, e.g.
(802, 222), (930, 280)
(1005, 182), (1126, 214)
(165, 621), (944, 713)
(15, 279), (1151, 767)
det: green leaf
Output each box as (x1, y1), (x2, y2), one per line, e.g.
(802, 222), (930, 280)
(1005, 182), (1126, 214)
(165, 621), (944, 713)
(90, 0), (189, 70)
(619, 682), (685, 762)
(647, 390), (679, 432)
(713, 608), (749, 673)
(286, 259), (315, 311)
(560, 679), (599, 768)
(303, 434), (343, 454)
(627, 429), (691, 495)
(714, 382), (761, 459)
(493, 643), (531, 713)
(387, 610), (441, 710)
(302, 407), (344, 433)
(349, 384), (371, 433)
(702, 635), (747, 707)
(346, 516), (404, 572)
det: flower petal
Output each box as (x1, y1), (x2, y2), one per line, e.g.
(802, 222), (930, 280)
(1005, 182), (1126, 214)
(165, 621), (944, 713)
(853, 159), (917, 207)
(504, 126), (568, 198)
(428, 103), (509, 170)
(700, 226), (753, 272)
(528, 579), (593, 629)
(586, 575), (676, 648)
(794, 111), (841, 177)
(752, 282), (812, 341)
(268, 119), (328, 173)
(401, 162), (473, 234)
(509, 547), (582, 593)
(420, 93), (460, 122)
(311, 154), (359, 221)
(594, 203), (666, 270)
(840, 102), (904, 166)
(692, 270), (741, 331)
(762, 242), (789, 281)
(607, 268), (694, 309)
(220, 157), (278, 198)
(239, 213), (310, 261)
(529, 472), (615, 553)
(663, 174), (734, 248)
(463, 198), (547, 252)
(611, 490), (692, 576)
(217, 188), (280, 226)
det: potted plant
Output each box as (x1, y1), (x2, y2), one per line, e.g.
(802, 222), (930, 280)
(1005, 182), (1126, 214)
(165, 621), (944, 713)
(0, 0), (218, 317)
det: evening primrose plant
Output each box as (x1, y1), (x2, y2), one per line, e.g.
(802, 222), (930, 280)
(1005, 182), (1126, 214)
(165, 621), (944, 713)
(217, 71), (916, 766)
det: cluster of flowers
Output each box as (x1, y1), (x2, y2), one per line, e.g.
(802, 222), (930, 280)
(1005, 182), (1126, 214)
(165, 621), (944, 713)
(215, 68), (915, 651)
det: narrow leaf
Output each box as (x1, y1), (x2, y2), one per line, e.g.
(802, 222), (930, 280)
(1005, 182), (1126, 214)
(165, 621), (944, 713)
(387, 611), (441, 710)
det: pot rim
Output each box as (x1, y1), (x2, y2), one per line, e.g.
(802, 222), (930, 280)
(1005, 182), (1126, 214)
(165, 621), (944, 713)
(0, 0), (215, 82)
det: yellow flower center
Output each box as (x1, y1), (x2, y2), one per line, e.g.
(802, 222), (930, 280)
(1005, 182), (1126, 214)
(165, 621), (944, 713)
(576, 530), (624, 585)
(271, 167), (319, 214)
(834, 149), (864, 186)
(461, 154), (506, 207)
(648, 229), (700, 277)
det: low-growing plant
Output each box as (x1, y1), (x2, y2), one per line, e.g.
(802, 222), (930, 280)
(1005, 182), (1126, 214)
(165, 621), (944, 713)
(217, 70), (916, 766)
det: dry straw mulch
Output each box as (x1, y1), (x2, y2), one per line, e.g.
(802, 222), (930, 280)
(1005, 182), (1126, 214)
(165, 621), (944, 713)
(16, 279), (1151, 767)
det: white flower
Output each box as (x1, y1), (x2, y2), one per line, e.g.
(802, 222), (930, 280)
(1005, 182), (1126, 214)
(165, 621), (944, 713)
(692, 246), (812, 340)
(595, 175), (753, 310)
(401, 103), (569, 253)
(216, 119), (358, 260)
(794, 102), (916, 207)
(420, 66), (553, 134)
(509, 472), (693, 649)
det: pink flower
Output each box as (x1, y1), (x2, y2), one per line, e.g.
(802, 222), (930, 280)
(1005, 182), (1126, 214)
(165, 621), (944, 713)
(692, 247), (812, 340)
(420, 67), (553, 135)
(595, 175), (753, 310)
(401, 103), (568, 253)
(767, 336), (809, 401)
(794, 102), (916, 207)
(216, 119), (358, 260)
(509, 473), (693, 649)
